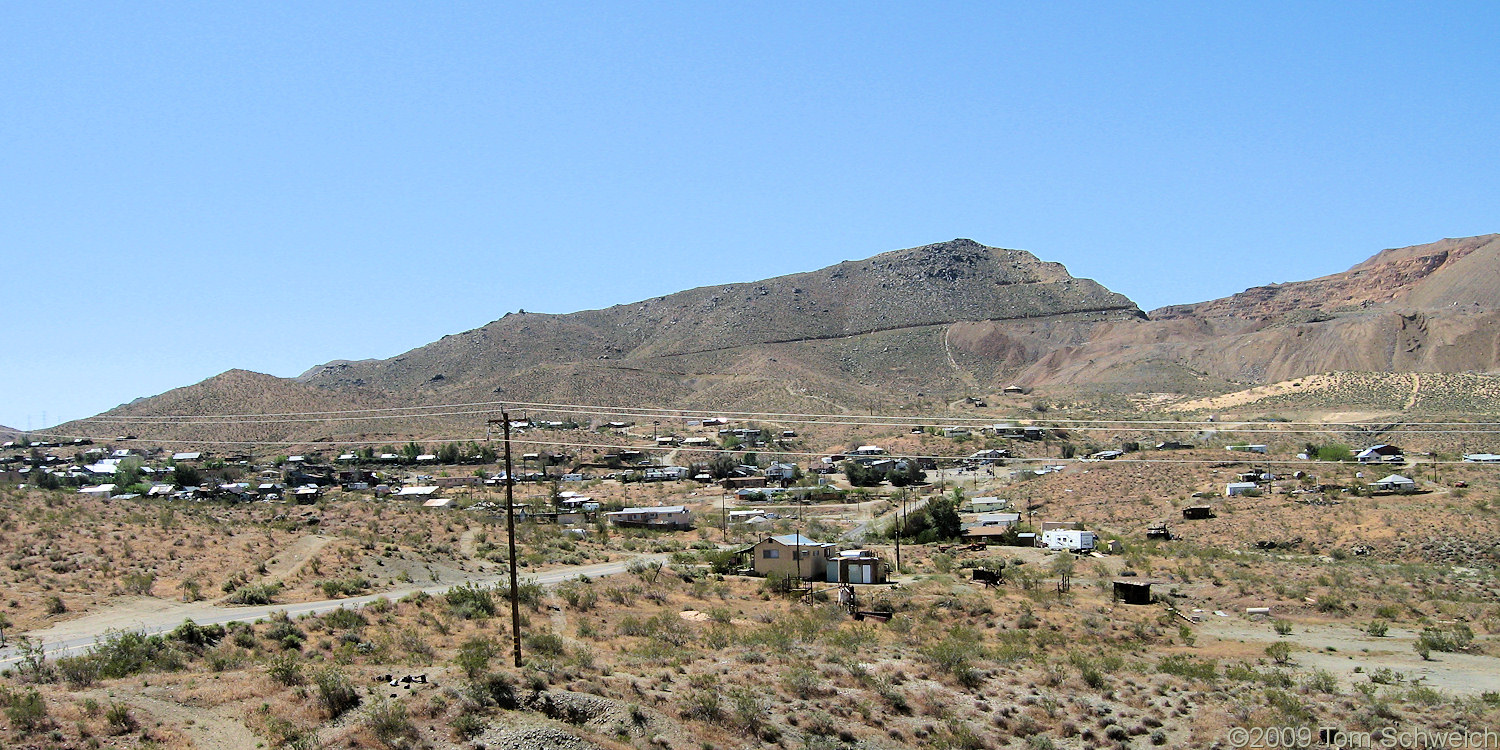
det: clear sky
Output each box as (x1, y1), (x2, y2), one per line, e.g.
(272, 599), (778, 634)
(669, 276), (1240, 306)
(4, 2), (1499, 430)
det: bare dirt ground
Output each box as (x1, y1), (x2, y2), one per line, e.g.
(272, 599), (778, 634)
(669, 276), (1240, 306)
(1204, 617), (1500, 696)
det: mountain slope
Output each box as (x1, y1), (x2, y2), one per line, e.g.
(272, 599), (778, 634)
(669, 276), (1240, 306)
(63, 240), (1144, 441)
(1013, 235), (1500, 395)
(51, 234), (1500, 444)
(295, 238), (1142, 404)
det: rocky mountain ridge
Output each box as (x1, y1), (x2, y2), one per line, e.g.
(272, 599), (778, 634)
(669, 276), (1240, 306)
(54, 234), (1500, 442)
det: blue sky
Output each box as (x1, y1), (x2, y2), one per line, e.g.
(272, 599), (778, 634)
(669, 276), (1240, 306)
(4, 2), (1498, 429)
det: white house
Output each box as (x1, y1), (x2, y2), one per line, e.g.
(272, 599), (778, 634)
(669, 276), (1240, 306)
(171, 452), (202, 461)
(1225, 482), (1259, 497)
(396, 486), (440, 498)
(969, 497), (1010, 513)
(849, 445), (886, 456)
(1356, 445), (1405, 463)
(972, 512), (1021, 528)
(1225, 445), (1268, 454)
(605, 505), (693, 529)
(644, 466), (690, 481)
(965, 449), (1009, 464)
(1464, 453), (1500, 463)
(764, 462), (799, 481)
(1041, 529), (1097, 552)
(1369, 474), (1417, 492)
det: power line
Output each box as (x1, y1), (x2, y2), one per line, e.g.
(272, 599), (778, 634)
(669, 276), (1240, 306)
(23, 429), (1500, 467)
(54, 404), (1500, 434)
(61, 396), (1500, 427)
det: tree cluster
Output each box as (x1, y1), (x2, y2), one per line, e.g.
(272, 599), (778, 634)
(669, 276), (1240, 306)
(842, 460), (925, 487)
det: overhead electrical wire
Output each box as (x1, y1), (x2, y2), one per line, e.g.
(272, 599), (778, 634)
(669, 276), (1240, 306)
(60, 396), (1500, 428)
(23, 428), (1500, 469)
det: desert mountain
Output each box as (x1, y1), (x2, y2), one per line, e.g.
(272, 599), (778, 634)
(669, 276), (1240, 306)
(55, 234), (1500, 443)
(1015, 235), (1500, 392)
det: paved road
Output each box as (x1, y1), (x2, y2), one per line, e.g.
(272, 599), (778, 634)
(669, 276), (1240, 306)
(0, 554), (666, 668)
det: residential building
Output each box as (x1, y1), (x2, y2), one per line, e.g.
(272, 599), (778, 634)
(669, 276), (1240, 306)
(740, 533), (836, 581)
(604, 505), (693, 529)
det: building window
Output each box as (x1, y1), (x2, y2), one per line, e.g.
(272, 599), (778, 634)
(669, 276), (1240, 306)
(763, 549), (780, 559)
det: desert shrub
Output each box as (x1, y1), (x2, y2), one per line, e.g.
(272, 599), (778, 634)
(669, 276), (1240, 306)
(451, 712), (485, 739)
(783, 665), (820, 698)
(557, 581), (598, 611)
(86, 629), (186, 679)
(1303, 669), (1338, 694)
(1157, 654), (1217, 681)
(120, 571), (155, 595)
(1, 686), (49, 731)
(454, 637), (497, 682)
(1273, 619), (1293, 635)
(728, 687), (768, 733)
(314, 667), (361, 719)
(1366, 620), (1390, 637)
(267, 653), (305, 686)
(104, 703), (136, 735)
(170, 619), (226, 650)
(1069, 652), (1105, 689)
(265, 615), (306, 650)
(365, 699), (417, 747)
(225, 582), (281, 605)
(446, 582), (496, 619)
(319, 576), (369, 599)
(476, 672), (518, 709)
(44, 595), (66, 615)
(524, 631), (565, 658)
(1416, 623), (1473, 655)
(1315, 594), (1348, 614)
(56, 654), (101, 688)
(682, 675), (721, 722)
(1266, 641), (1292, 664)
(322, 607), (367, 631)
(920, 628), (985, 689)
(703, 549), (740, 574)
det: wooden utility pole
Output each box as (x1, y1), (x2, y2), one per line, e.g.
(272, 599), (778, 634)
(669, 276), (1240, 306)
(894, 488), (903, 575)
(502, 411), (522, 668)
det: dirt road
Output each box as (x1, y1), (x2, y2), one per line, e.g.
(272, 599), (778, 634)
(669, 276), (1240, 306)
(0, 554), (667, 667)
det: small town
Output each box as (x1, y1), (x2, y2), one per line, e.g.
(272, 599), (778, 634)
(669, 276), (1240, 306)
(8, 4), (1500, 749)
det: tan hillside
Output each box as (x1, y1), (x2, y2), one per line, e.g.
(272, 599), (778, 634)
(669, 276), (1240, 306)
(51, 234), (1500, 445)
(1007, 235), (1500, 396)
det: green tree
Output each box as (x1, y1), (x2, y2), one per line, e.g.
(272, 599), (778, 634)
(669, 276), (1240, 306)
(112, 457), (144, 489)
(30, 468), (61, 490)
(708, 454), (739, 480)
(1316, 444), (1353, 462)
(843, 461), (883, 487)
(437, 442), (461, 464)
(172, 464), (203, 488)
(887, 460), (926, 487)
(925, 495), (963, 541)
(401, 441), (424, 461)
